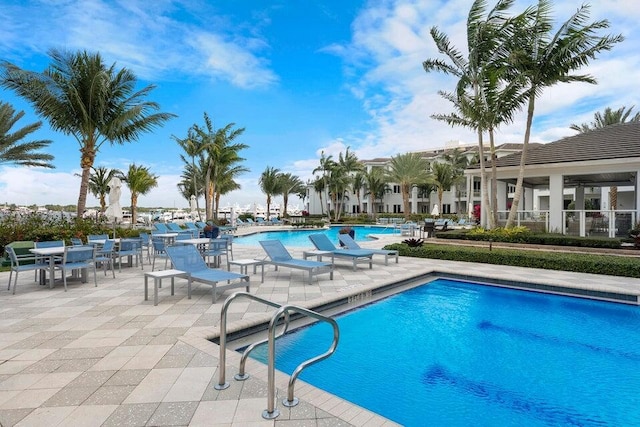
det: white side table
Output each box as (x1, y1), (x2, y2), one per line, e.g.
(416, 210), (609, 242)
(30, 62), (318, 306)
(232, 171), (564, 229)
(302, 250), (335, 265)
(228, 259), (265, 283)
(144, 269), (188, 306)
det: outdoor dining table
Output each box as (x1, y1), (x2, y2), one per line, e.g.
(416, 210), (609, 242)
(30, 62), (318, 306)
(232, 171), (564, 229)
(29, 246), (86, 289)
(152, 233), (179, 245)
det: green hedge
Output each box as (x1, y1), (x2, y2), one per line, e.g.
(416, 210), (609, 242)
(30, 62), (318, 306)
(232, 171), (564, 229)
(436, 229), (623, 249)
(384, 242), (640, 278)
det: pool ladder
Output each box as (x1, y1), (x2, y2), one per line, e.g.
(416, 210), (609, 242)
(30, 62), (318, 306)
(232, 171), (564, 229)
(215, 292), (340, 420)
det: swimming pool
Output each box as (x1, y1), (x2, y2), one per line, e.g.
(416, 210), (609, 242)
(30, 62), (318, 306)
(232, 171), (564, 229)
(234, 225), (399, 247)
(249, 278), (640, 426)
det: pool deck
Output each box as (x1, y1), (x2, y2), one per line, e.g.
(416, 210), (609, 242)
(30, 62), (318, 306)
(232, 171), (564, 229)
(1, 225), (640, 426)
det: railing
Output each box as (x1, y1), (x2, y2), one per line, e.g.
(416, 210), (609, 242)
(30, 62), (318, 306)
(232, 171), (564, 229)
(563, 210), (636, 238)
(496, 210), (549, 232)
(216, 292), (340, 420)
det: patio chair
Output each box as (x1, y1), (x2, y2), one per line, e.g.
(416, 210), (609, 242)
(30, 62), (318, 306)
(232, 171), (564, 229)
(165, 244), (250, 303)
(116, 238), (144, 271)
(259, 239), (333, 285)
(154, 222), (170, 233)
(71, 237), (84, 246)
(337, 233), (399, 265)
(245, 218), (255, 225)
(94, 239), (116, 278)
(87, 234), (109, 244)
(167, 222), (191, 234)
(5, 246), (50, 294)
(139, 232), (152, 261)
(308, 233), (373, 271)
(256, 217), (266, 226)
(195, 221), (207, 229)
(202, 238), (230, 269)
(151, 237), (170, 271)
(59, 245), (97, 291)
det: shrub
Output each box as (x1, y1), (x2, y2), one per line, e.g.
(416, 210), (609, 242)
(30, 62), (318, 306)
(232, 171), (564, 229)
(384, 242), (640, 278)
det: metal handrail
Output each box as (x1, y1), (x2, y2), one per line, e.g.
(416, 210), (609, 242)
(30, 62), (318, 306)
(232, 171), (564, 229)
(215, 292), (340, 421)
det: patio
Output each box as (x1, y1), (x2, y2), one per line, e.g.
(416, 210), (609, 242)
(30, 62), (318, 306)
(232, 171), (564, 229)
(1, 229), (640, 426)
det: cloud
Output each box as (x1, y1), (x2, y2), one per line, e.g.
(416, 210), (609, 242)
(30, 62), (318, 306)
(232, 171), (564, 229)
(0, 0), (277, 89)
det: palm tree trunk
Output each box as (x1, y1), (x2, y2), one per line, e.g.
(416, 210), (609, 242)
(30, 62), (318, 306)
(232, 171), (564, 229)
(477, 131), (494, 229)
(489, 128), (498, 227)
(506, 93), (536, 228)
(131, 194), (138, 229)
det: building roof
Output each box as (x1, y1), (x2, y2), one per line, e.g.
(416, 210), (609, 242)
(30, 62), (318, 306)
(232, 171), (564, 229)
(487, 121), (640, 168)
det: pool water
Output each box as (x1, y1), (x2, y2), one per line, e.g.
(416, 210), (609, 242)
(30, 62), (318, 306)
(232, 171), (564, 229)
(249, 279), (640, 426)
(233, 225), (399, 247)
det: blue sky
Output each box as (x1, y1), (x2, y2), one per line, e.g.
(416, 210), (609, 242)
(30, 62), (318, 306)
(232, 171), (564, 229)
(0, 0), (638, 210)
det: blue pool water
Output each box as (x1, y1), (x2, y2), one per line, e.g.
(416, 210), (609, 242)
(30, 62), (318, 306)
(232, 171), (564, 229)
(234, 225), (398, 247)
(249, 279), (640, 426)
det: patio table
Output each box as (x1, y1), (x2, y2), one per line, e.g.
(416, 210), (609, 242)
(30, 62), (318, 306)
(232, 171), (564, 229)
(29, 246), (89, 288)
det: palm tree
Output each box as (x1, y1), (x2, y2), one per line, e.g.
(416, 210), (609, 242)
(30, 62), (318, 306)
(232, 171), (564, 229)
(443, 148), (470, 214)
(214, 162), (248, 215)
(89, 166), (121, 213)
(505, 1), (623, 227)
(424, 0), (524, 228)
(174, 128), (205, 220)
(569, 106), (640, 210)
(313, 177), (326, 216)
(0, 49), (176, 218)
(570, 106), (640, 133)
(385, 152), (431, 220)
(431, 162), (455, 216)
(259, 167), (281, 222)
(313, 151), (335, 215)
(0, 101), (54, 168)
(362, 167), (389, 220)
(277, 173), (304, 218)
(351, 172), (365, 215)
(121, 164), (158, 227)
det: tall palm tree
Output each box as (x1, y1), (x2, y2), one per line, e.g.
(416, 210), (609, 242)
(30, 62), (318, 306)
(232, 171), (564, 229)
(569, 106), (640, 210)
(259, 167), (281, 222)
(313, 177), (326, 216)
(443, 148), (470, 214)
(424, 0), (524, 228)
(89, 166), (121, 213)
(0, 102), (54, 168)
(333, 147), (364, 221)
(362, 167), (389, 220)
(384, 152), (431, 220)
(505, 1), (623, 227)
(174, 128), (205, 220)
(351, 172), (365, 215)
(277, 173), (304, 218)
(431, 162), (455, 215)
(313, 151), (335, 215)
(121, 164), (158, 227)
(0, 49), (176, 217)
(214, 162), (248, 215)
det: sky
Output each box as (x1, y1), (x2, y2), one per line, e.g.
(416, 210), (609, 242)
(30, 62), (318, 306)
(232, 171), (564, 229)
(0, 0), (639, 211)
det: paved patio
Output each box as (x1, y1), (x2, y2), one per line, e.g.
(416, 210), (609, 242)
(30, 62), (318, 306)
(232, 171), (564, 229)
(1, 227), (640, 426)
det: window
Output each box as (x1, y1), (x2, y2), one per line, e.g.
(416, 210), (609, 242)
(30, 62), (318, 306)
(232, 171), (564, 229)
(473, 181), (481, 191)
(507, 184), (516, 193)
(393, 204), (402, 213)
(393, 185), (401, 194)
(442, 204), (451, 214)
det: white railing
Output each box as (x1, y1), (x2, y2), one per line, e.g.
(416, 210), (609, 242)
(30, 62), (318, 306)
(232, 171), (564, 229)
(563, 210), (636, 238)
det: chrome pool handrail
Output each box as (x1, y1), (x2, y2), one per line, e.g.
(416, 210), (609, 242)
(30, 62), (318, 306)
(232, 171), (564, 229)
(215, 291), (340, 420)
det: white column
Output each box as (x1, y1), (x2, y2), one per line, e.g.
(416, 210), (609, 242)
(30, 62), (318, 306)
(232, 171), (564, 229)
(549, 174), (564, 233)
(411, 186), (418, 214)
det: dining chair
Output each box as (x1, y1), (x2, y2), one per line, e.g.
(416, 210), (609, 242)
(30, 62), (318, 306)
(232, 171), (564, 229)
(59, 245), (97, 291)
(116, 239), (144, 271)
(5, 246), (49, 294)
(94, 239), (116, 278)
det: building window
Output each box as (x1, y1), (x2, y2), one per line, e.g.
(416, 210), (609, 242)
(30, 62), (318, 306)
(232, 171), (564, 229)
(393, 204), (402, 213)
(442, 204), (451, 214)
(507, 184), (516, 193)
(473, 181), (481, 191)
(393, 185), (401, 194)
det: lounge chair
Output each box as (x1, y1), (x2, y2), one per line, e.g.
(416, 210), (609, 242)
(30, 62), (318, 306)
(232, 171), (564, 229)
(308, 233), (373, 271)
(165, 244), (249, 303)
(337, 233), (399, 265)
(259, 240), (333, 285)
(154, 222), (170, 233)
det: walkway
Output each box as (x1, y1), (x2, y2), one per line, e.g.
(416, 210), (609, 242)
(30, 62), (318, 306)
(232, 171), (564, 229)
(1, 227), (639, 426)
